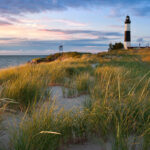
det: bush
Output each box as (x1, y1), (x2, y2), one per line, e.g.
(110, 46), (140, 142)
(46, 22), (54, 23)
(108, 42), (124, 51)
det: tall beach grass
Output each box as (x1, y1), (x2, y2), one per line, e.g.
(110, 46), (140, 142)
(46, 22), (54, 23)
(0, 51), (149, 149)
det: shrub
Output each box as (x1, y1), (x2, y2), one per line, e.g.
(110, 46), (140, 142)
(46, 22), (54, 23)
(108, 42), (124, 51)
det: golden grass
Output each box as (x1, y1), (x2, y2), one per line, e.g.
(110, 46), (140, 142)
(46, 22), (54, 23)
(0, 50), (150, 149)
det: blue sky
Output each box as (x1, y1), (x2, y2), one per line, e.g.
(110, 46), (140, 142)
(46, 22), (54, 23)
(0, 0), (149, 55)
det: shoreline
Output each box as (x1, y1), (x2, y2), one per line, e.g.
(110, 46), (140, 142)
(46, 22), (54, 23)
(0, 63), (27, 70)
(0, 55), (47, 70)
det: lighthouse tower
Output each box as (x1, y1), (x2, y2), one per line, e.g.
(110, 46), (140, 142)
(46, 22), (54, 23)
(124, 16), (131, 49)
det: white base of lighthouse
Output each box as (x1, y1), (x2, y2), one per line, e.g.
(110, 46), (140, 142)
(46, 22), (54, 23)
(124, 42), (131, 49)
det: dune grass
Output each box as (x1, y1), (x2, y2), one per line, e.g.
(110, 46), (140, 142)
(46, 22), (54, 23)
(0, 57), (94, 108)
(11, 66), (150, 149)
(0, 51), (150, 149)
(0, 64), (51, 108)
(11, 102), (88, 150)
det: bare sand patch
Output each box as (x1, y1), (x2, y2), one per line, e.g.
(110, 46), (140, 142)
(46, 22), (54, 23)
(0, 113), (23, 150)
(64, 142), (112, 150)
(50, 86), (89, 111)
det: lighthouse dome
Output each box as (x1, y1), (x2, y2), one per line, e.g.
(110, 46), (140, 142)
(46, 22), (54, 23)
(125, 16), (131, 24)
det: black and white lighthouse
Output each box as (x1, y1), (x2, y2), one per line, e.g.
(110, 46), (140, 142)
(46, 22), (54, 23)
(124, 16), (131, 49)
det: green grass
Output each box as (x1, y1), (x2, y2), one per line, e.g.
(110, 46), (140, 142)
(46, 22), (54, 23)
(0, 51), (150, 149)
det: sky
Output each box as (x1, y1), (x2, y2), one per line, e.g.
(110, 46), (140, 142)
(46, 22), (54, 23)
(0, 0), (150, 55)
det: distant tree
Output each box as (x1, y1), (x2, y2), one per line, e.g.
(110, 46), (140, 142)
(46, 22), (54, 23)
(108, 42), (124, 51)
(108, 43), (113, 51)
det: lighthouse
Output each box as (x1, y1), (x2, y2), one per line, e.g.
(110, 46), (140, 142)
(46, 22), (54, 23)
(124, 16), (131, 49)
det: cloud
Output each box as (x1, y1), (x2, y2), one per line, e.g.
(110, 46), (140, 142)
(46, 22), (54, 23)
(5, 16), (22, 23)
(109, 8), (124, 18)
(0, 27), (122, 52)
(50, 19), (87, 27)
(0, 0), (149, 16)
(133, 6), (150, 16)
(108, 25), (124, 29)
(0, 20), (12, 26)
(136, 37), (150, 46)
(41, 29), (123, 37)
(136, 38), (144, 43)
(0, 36), (111, 53)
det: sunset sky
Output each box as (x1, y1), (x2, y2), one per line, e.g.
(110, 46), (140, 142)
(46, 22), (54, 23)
(0, 0), (150, 55)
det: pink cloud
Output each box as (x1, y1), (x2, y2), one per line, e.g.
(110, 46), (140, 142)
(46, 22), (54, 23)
(51, 19), (88, 27)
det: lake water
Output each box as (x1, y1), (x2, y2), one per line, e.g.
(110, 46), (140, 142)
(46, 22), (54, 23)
(0, 55), (46, 69)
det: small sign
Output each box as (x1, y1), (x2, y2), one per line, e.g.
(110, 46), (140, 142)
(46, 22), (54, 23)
(59, 45), (63, 52)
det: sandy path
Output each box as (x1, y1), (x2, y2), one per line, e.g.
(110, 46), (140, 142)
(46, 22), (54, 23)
(50, 86), (113, 150)
(91, 63), (99, 68)
(50, 86), (89, 111)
